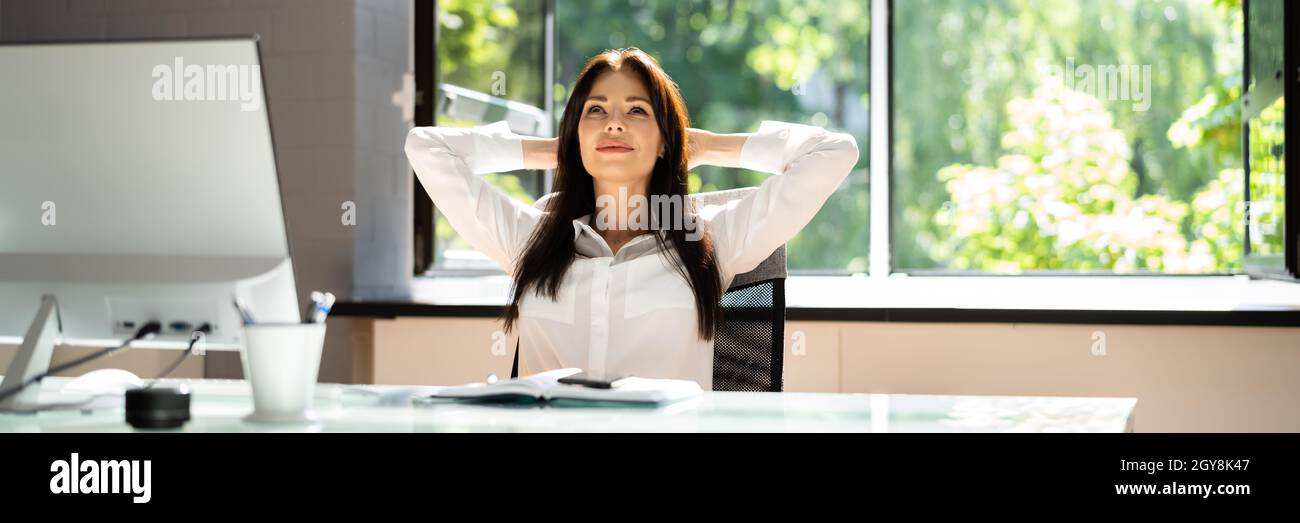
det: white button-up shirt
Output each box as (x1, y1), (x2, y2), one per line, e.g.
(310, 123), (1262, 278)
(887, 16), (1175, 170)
(405, 120), (858, 389)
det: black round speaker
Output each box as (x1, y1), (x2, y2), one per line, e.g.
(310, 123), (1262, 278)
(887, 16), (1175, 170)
(125, 386), (191, 429)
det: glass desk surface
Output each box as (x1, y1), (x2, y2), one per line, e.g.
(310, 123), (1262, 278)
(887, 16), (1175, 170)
(0, 377), (1137, 433)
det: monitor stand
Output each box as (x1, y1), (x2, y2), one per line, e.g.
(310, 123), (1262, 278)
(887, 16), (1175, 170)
(0, 295), (61, 413)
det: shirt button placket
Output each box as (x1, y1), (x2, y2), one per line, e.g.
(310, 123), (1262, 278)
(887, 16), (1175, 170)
(587, 258), (612, 378)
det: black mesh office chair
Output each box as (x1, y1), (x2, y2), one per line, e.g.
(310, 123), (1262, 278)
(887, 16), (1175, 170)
(511, 188), (786, 392)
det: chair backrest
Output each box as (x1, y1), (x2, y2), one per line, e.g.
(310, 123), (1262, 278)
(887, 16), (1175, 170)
(692, 188), (786, 392)
(511, 188), (787, 392)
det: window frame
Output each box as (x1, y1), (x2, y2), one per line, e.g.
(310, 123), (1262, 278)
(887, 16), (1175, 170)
(413, 0), (556, 276)
(1242, 0), (1300, 280)
(885, 0), (1270, 278)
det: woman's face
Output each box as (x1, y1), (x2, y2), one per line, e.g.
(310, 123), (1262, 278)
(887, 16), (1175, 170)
(577, 68), (664, 188)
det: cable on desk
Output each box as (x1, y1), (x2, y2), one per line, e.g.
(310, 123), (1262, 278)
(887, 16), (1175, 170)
(144, 322), (212, 389)
(0, 321), (162, 404)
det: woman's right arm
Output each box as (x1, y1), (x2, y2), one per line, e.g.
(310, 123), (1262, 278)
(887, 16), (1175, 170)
(404, 121), (556, 274)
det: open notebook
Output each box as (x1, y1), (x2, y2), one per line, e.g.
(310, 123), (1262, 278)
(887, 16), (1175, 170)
(430, 368), (703, 405)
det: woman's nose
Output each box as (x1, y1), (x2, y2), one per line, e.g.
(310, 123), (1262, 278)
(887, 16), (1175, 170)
(605, 118), (624, 132)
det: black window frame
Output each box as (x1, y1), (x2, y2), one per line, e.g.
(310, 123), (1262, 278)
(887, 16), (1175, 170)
(1242, 0), (1300, 280)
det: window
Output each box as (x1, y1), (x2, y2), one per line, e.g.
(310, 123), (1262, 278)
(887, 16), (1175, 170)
(555, 0), (870, 273)
(419, 0), (869, 274)
(417, 0), (1291, 281)
(893, 0), (1244, 274)
(422, 0), (551, 273)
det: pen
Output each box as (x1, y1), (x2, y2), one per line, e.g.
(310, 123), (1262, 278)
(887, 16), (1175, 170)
(308, 291), (335, 324)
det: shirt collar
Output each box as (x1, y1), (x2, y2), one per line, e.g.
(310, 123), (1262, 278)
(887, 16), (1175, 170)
(571, 214), (669, 240)
(570, 214), (667, 259)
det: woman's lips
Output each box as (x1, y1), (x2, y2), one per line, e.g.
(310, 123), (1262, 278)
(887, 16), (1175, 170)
(596, 141), (634, 154)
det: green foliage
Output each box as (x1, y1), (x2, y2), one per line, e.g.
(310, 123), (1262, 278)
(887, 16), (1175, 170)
(933, 81), (1231, 273)
(1245, 97), (1287, 256)
(897, 0), (1245, 272)
(432, 0), (1252, 275)
(553, 0), (870, 272)
(434, 0), (869, 271)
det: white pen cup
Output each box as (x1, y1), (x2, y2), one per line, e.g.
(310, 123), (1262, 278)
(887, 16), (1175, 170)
(239, 322), (326, 424)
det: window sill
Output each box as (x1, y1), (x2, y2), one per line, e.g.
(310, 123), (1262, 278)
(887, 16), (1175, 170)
(331, 273), (1300, 326)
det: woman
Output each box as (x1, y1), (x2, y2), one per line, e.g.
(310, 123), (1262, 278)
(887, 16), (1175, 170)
(405, 48), (858, 388)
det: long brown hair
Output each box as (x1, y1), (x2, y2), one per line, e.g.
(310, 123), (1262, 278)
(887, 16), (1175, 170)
(502, 48), (721, 339)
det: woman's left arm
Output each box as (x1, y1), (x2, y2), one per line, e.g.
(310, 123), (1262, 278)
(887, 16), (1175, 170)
(687, 122), (860, 276)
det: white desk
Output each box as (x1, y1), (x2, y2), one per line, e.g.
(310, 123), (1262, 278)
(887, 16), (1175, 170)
(0, 377), (1137, 432)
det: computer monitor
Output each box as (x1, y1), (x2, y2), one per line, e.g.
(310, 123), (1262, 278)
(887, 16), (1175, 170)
(0, 38), (298, 408)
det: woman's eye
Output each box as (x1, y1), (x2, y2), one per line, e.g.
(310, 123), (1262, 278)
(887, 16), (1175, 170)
(587, 106), (604, 114)
(630, 107), (647, 114)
